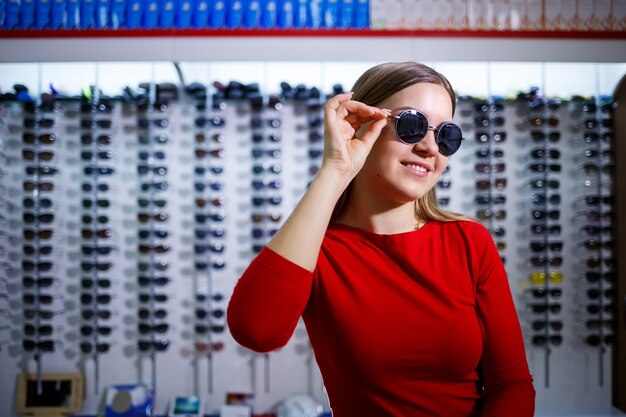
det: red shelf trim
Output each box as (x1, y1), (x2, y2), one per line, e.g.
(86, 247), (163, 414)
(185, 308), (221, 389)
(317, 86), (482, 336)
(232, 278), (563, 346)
(0, 28), (625, 39)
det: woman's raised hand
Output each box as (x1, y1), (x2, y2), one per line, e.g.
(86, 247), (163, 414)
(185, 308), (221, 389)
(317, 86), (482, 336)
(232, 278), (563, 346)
(322, 92), (390, 180)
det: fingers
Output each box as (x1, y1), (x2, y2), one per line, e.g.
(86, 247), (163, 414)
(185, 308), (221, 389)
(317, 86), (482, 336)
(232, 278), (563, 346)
(359, 118), (388, 149)
(343, 102), (388, 134)
(324, 92), (354, 118)
(324, 95), (389, 148)
(343, 100), (388, 121)
(325, 94), (387, 123)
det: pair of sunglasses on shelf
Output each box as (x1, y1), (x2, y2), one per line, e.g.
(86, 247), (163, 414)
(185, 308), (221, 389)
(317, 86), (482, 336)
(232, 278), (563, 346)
(583, 334), (614, 347)
(25, 166), (58, 176)
(527, 288), (562, 299)
(531, 335), (562, 347)
(138, 339), (169, 352)
(23, 118), (55, 129)
(195, 308), (225, 320)
(81, 278), (112, 289)
(195, 260), (226, 270)
(22, 339), (57, 352)
(194, 228), (226, 239)
(138, 229), (168, 239)
(23, 133), (57, 145)
(194, 243), (225, 254)
(475, 131), (506, 143)
(24, 150), (114, 163)
(196, 133), (225, 144)
(194, 166), (224, 175)
(81, 119), (113, 129)
(81, 134), (112, 145)
(81, 342), (111, 353)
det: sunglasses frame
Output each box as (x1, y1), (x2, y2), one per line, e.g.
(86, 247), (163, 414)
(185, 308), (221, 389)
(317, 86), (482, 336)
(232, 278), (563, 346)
(389, 109), (464, 156)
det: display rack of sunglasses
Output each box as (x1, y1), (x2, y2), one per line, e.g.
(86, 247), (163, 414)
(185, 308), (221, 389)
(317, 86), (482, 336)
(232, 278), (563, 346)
(455, 89), (618, 389)
(79, 94), (115, 394)
(525, 94), (565, 389)
(471, 96), (507, 262)
(1, 80), (623, 412)
(251, 86), (286, 395)
(305, 85), (326, 187)
(192, 83), (228, 394)
(136, 83), (172, 400)
(21, 100), (60, 393)
(0, 105), (11, 350)
(573, 97), (616, 386)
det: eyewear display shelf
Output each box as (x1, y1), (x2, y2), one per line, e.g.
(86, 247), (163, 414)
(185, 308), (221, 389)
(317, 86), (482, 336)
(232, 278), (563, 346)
(1, 29), (626, 62)
(0, 28), (625, 38)
(0, 79), (624, 417)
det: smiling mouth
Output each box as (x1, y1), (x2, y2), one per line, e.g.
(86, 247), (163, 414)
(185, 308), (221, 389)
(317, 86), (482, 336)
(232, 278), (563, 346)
(401, 162), (430, 173)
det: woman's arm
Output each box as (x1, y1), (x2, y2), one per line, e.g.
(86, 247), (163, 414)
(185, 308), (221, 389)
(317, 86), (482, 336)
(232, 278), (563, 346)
(227, 93), (389, 352)
(267, 93), (389, 271)
(467, 223), (536, 416)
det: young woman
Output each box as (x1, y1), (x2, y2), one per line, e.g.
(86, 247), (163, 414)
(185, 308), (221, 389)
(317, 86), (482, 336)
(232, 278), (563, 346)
(227, 62), (535, 416)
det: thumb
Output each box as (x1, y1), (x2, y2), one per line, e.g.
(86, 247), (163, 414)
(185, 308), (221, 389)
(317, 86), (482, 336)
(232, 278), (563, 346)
(359, 118), (388, 150)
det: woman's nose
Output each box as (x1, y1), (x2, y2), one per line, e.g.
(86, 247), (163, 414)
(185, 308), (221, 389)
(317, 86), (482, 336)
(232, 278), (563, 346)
(412, 129), (439, 156)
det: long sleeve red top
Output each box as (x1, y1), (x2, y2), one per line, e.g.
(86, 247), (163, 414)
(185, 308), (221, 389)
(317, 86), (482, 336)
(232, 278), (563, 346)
(228, 220), (535, 416)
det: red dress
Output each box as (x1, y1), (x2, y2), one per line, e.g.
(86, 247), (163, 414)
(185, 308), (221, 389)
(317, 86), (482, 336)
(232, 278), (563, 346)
(228, 220), (535, 416)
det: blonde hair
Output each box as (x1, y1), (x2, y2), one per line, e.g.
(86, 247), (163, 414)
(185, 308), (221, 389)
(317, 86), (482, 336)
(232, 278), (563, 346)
(332, 62), (474, 223)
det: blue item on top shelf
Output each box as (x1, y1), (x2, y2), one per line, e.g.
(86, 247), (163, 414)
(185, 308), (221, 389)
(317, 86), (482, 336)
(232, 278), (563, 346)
(208, 0), (226, 28)
(142, 0), (159, 27)
(80, 0), (96, 27)
(0, 0), (5, 27)
(192, 0), (208, 27)
(338, 0), (353, 28)
(110, 0), (125, 28)
(226, 0), (244, 28)
(323, 0), (338, 28)
(159, 0), (175, 27)
(125, 0), (142, 28)
(50, 0), (65, 28)
(260, 0), (277, 28)
(243, 0), (260, 27)
(277, 0), (293, 28)
(5, 0), (20, 28)
(66, 0), (80, 27)
(292, 0), (307, 28)
(353, 0), (367, 28)
(95, 0), (110, 27)
(309, 0), (322, 28)
(35, 0), (51, 28)
(174, 0), (193, 27)
(20, 0), (35, 28)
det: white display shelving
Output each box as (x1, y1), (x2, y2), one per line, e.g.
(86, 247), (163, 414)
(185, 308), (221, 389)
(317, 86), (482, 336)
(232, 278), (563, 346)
(1, 34), (626, 62)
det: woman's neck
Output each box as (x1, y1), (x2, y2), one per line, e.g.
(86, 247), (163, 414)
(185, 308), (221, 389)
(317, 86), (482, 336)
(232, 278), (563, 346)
(334, 187), (423, 235)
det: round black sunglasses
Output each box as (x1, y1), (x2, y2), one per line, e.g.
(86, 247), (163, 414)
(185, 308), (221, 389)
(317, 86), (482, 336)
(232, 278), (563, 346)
(388, 109), (464, 156)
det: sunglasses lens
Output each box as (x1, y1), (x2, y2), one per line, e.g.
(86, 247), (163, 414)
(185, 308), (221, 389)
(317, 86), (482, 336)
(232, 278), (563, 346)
(396, 111), (428, 144)
(437, 123), (463, 156)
